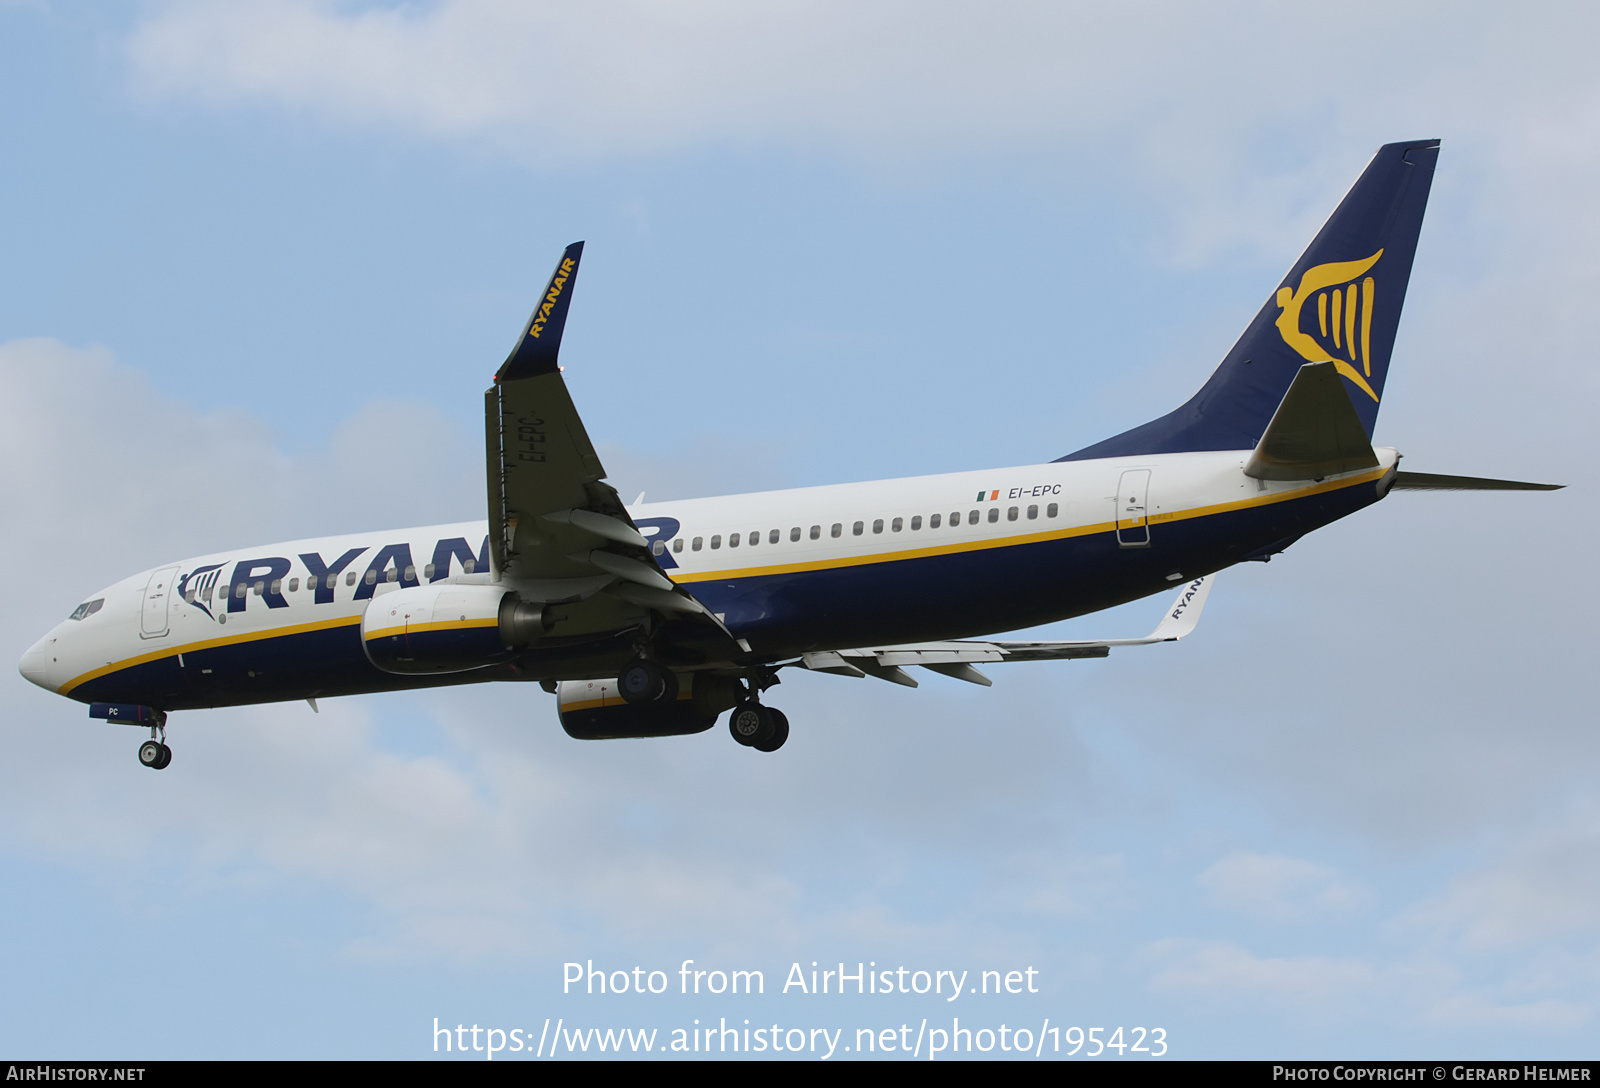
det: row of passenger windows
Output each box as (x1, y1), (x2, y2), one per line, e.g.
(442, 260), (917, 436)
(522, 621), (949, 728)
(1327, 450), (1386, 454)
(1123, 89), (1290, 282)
(660, 503), (1062, 554)
(183, 560), (477, 603)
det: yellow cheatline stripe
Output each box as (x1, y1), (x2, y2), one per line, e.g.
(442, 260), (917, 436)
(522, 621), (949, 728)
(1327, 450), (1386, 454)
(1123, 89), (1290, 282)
(671, 468), (1387, 583)
(61, 614), (363, 696)
(362, 618), (499, 642)
(64, 468), (1387, 694)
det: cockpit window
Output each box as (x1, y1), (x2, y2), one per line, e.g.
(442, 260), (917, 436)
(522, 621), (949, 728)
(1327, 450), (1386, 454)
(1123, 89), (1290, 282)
(68, 598), (104, 621)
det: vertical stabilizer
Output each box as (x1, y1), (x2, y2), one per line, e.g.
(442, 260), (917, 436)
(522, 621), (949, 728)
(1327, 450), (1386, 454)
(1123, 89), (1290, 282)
(1060, 140), (1439, 461)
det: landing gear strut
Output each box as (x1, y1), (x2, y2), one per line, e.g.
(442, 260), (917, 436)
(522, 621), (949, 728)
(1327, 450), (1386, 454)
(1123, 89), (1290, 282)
(137, 718), (171, 770)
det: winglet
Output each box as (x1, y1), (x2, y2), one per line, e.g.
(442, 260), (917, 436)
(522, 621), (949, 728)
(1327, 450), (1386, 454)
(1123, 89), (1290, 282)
(496, 241), (585, 382)
(1147, 575), (1214, 641)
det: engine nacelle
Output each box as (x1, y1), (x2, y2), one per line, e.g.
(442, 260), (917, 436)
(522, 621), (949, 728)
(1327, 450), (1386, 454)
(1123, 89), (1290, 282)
(361, 583), (549, 675)
(557, 672), (742, 740)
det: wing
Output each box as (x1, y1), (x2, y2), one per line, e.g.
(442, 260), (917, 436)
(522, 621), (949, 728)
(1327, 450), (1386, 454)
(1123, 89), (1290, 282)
(800, 575), (1214, 686)
(486, 244), (742, 654)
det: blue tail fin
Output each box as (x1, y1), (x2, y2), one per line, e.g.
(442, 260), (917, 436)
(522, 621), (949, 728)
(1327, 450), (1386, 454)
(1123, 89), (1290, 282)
(1059, 140), (1439, 461)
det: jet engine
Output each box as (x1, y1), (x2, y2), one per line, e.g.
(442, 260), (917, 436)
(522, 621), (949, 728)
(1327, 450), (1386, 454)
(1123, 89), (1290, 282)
(360, 583), (550, 674)
(557, 672), (742, 739)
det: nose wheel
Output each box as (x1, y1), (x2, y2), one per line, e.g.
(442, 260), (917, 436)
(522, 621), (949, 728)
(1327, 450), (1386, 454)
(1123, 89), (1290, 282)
(137, 720), (172, 770)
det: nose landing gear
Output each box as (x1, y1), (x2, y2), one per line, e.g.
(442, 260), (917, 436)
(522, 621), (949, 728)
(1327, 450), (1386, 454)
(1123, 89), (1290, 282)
(137, 717), (172, 770)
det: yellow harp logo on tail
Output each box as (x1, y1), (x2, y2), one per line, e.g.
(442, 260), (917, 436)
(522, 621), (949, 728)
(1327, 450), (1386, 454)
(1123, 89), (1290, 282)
(1273, 249), (1384, 402)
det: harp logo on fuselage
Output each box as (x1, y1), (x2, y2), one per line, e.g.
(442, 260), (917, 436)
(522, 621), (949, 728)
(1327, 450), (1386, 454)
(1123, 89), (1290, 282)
(1273, 249), (1384, 402)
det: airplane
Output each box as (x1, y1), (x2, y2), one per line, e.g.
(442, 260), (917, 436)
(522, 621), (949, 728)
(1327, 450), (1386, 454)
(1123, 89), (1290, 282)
(18, 138), (1561, 769)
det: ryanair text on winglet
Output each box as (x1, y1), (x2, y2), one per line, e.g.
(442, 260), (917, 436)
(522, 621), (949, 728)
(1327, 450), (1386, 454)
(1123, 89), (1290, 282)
(528, 258), (575, 340)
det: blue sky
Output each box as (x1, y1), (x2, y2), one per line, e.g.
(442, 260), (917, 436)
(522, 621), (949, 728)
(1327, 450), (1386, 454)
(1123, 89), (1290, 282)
(1, 0), (1596, 1060)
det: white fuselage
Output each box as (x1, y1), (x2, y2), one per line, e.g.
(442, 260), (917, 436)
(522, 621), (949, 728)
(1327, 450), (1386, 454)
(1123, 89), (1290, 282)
(20, 448), (1397, 709)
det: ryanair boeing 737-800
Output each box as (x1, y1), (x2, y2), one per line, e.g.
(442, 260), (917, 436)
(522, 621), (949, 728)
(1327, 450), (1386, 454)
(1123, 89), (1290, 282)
(18, 140), (1560, 768)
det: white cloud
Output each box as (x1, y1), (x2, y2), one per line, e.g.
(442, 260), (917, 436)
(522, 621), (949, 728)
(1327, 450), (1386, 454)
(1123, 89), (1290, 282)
(1145, 937), (1376, 1011)
(1198, 851), (1373, 923)
(1407, 821), (1600, 953)
(121, 2), (1600, 264)
(1144, 939), (1590, 1031)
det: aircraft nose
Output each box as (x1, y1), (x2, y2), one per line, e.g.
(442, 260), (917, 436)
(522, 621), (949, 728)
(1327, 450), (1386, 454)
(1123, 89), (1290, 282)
(19, 633), (58, 691)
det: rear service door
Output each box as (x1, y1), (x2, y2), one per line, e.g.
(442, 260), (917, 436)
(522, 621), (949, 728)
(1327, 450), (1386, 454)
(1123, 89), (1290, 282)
(1116, 470), (1151, 547)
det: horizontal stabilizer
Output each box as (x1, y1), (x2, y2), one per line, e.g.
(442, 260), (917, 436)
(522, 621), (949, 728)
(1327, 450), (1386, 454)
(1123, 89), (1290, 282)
(1390, 471), (1563, 491)
(801, 576), (1214, 681)
(1244, 362), (1378, 482)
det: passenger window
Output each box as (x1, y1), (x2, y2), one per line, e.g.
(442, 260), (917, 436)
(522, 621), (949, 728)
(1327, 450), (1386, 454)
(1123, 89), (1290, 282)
(253, 581), (265, 595)
(184, 588), (197, 603)
(270, 578), (283, 595)
(327, 574), (337, 589)
(1007, 506), (1018, 521)
(1027, 504), (1038, 520)
(811, 525), (822, 540)
(386, 569), (398, 582)
(831, 523), (842, 538)
(770, 529), (781, 544)
(651, 541), (665, 555)
(728, 533), (740, 548)
(748, 531), (759, 546)
(910, 516), (921, 530)
(364, 570), (377, 585)
(791, 527), (801, 542)
(987, 508), (999, 524)
(423, 563), (436, 580)
(346, 571), (358, 586)
(852, 521), (864, 536)
(403, 565), (415, 582)
(968, 510), (980, 525)
(673, 538), (684, 553)
(930, 513), (941, 529)
(1047, 502), (1059, 518)
(872, 519), (883, 534)
(710, 535), (722, 550)
(693, 537), (703, 551)
(952, 511), (962, 526)
(463, 559), (476, 573)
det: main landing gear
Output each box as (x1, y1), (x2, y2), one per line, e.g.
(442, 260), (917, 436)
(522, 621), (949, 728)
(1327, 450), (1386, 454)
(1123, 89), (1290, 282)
(728, 701), (789, 753)
(619, 655), (792, 752)
(137, 718), (172, 770)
